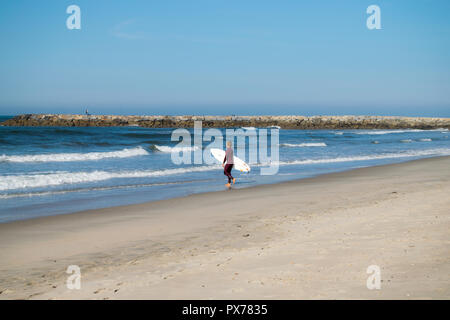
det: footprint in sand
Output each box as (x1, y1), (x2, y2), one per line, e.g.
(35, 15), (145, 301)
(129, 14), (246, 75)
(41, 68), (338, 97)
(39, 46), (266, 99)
(93, 288), (106, 294)
(126, 259), (139, 265)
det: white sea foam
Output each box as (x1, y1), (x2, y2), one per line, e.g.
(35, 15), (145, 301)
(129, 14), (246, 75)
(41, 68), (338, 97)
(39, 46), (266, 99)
(241, 127), (256, 130)
(281, 143), (327, 147)
(2, 148), (449, 191)
(0, 147), (149, 163)
(0, 165), (221, 191)
(269, 148), (450, 167)
(355, 129), (447, 135)
(419, 138), (432, 142)
(154, 145), (200, 153)
(400, 139), (412, 143)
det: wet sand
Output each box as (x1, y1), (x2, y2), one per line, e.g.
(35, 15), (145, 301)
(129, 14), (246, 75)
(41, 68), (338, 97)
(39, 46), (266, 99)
(0, 156), (449, 299)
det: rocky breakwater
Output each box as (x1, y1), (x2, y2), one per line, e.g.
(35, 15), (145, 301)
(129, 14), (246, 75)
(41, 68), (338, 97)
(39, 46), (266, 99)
(1, 114), (450, 129)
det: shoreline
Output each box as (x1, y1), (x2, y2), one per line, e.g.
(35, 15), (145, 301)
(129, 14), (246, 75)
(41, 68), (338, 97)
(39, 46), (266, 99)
(2, 114), (450, 129)
(0, 155), (448, 226)
(0, 156), (449, 299)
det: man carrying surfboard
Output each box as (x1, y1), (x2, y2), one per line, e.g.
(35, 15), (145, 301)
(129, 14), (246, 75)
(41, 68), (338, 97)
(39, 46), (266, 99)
(223, 141), (236, 188)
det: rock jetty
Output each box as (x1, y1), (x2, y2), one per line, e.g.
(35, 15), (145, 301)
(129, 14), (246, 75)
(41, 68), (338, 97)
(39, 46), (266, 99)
(2, 114), (449, 129)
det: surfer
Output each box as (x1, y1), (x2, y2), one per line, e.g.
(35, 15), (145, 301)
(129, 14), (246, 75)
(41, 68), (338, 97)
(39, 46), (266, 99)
(223, 141), (236, 188)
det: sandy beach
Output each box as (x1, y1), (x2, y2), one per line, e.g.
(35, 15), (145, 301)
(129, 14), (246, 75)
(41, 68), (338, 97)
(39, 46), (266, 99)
(0, 156), (449, 300)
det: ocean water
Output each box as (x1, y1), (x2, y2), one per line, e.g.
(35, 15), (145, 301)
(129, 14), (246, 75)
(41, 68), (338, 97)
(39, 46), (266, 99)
(1, 116), (449, 223)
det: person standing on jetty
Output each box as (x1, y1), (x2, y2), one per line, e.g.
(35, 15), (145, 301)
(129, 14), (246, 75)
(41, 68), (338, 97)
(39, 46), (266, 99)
(223, 141), (236, 188)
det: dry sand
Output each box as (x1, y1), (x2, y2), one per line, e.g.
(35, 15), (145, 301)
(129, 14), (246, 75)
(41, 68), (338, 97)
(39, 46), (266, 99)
(0, 156), (449, 299)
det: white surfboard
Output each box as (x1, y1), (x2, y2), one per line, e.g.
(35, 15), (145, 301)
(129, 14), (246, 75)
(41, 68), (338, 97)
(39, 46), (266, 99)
(210, 148), (251, 173)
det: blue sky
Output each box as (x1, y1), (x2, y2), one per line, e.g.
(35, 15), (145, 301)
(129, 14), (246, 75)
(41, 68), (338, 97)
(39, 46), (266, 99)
(0, 0), (449, 116)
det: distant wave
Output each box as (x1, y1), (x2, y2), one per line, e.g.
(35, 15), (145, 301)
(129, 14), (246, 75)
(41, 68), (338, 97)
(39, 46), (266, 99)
(270, 148), (450, 167)
(0, 165), (221, 191)
(355, 129), (448, 135)
(241, 127), (256, 130)
(0, 147), (149, 163)
(372, 138), (434, 144)
(153, 145), (200, 153)
(281, 143), (327, 147)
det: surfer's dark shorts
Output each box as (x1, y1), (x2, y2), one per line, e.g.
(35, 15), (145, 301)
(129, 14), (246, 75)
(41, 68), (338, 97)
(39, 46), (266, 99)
(224, 164), (234, 181)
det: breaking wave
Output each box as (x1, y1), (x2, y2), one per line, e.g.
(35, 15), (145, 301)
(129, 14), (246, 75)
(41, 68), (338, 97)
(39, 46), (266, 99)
(0, 147), (149, 163)
(153, 145), (200, 153)
(281, 143), (327, 147)
(270, 148), (450, 166)
(355, 129), (448, 135)
(0, 165), (221, 191)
